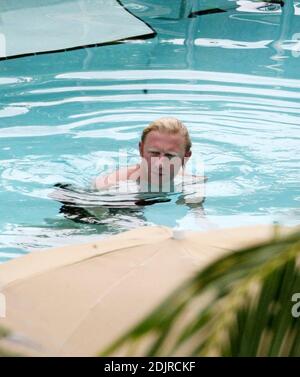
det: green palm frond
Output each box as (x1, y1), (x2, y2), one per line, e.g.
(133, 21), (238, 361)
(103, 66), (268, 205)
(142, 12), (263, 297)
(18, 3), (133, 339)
(100, 228), (300, 356)
(0, 326), (14, 357)
(0, 326), (9, 340)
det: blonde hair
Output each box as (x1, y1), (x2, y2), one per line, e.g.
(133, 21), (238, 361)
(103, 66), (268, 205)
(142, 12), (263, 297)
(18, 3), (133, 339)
(141, 117), (192, 152)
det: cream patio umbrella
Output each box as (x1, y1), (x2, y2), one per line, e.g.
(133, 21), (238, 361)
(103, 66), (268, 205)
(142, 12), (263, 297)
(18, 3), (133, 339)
(0, 225), (279, 356)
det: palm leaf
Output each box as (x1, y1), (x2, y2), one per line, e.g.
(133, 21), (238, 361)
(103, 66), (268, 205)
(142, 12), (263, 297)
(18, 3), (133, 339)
(100, 228), (300, 356)
(0, 326), (15, 357)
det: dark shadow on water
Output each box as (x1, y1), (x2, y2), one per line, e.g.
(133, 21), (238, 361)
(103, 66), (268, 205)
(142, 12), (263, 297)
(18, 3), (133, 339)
(52, 183), (172, 226)
(48, 181), (208, 235)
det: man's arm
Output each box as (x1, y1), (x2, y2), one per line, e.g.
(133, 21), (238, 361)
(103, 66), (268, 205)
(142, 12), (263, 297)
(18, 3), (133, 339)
(176, 175), (207, 207)
(92, 165), (140, 190)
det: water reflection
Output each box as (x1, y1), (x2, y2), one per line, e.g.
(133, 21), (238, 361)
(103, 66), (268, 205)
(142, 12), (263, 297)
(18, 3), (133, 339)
(269, 0), (296, 73)
(0, 1), (299, 261)
(49, 180), (205, 229)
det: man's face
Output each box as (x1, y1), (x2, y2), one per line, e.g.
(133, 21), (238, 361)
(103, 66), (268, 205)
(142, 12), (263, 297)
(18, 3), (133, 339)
(139, 131), (191, 188)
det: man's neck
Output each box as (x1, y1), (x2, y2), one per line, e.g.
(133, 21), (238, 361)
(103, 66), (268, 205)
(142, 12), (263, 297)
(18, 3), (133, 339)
(137, 165), (185, 193)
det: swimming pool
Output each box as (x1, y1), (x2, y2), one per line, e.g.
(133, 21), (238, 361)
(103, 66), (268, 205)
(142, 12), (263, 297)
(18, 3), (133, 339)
(0, 0), (299, 262)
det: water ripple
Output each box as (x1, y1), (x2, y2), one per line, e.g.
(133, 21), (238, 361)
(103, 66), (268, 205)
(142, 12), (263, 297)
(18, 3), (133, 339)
(0, 69), (299, 261)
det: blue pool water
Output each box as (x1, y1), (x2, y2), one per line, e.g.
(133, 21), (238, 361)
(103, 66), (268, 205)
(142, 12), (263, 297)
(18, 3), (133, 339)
(0, 1), (299, 262)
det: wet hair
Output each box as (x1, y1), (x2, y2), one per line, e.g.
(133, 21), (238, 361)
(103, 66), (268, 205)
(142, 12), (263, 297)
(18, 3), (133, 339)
(141, 117), (192, 152)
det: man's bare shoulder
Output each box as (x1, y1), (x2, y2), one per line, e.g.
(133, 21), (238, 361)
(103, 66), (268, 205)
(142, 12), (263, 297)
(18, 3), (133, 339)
(92, 165), (140, 190)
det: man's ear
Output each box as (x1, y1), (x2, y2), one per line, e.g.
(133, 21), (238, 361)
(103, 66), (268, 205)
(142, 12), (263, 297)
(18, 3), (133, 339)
(185, 150), (192, 158)
(183, 150), (192, 166)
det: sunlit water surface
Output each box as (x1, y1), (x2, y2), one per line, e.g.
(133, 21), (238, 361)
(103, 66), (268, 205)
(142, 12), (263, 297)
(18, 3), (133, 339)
(0, 1), (299, 262)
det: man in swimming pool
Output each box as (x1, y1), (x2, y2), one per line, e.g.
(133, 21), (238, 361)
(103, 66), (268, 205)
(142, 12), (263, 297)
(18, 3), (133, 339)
(93, 117), (205, 204)
(51, 117), (205, 224)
